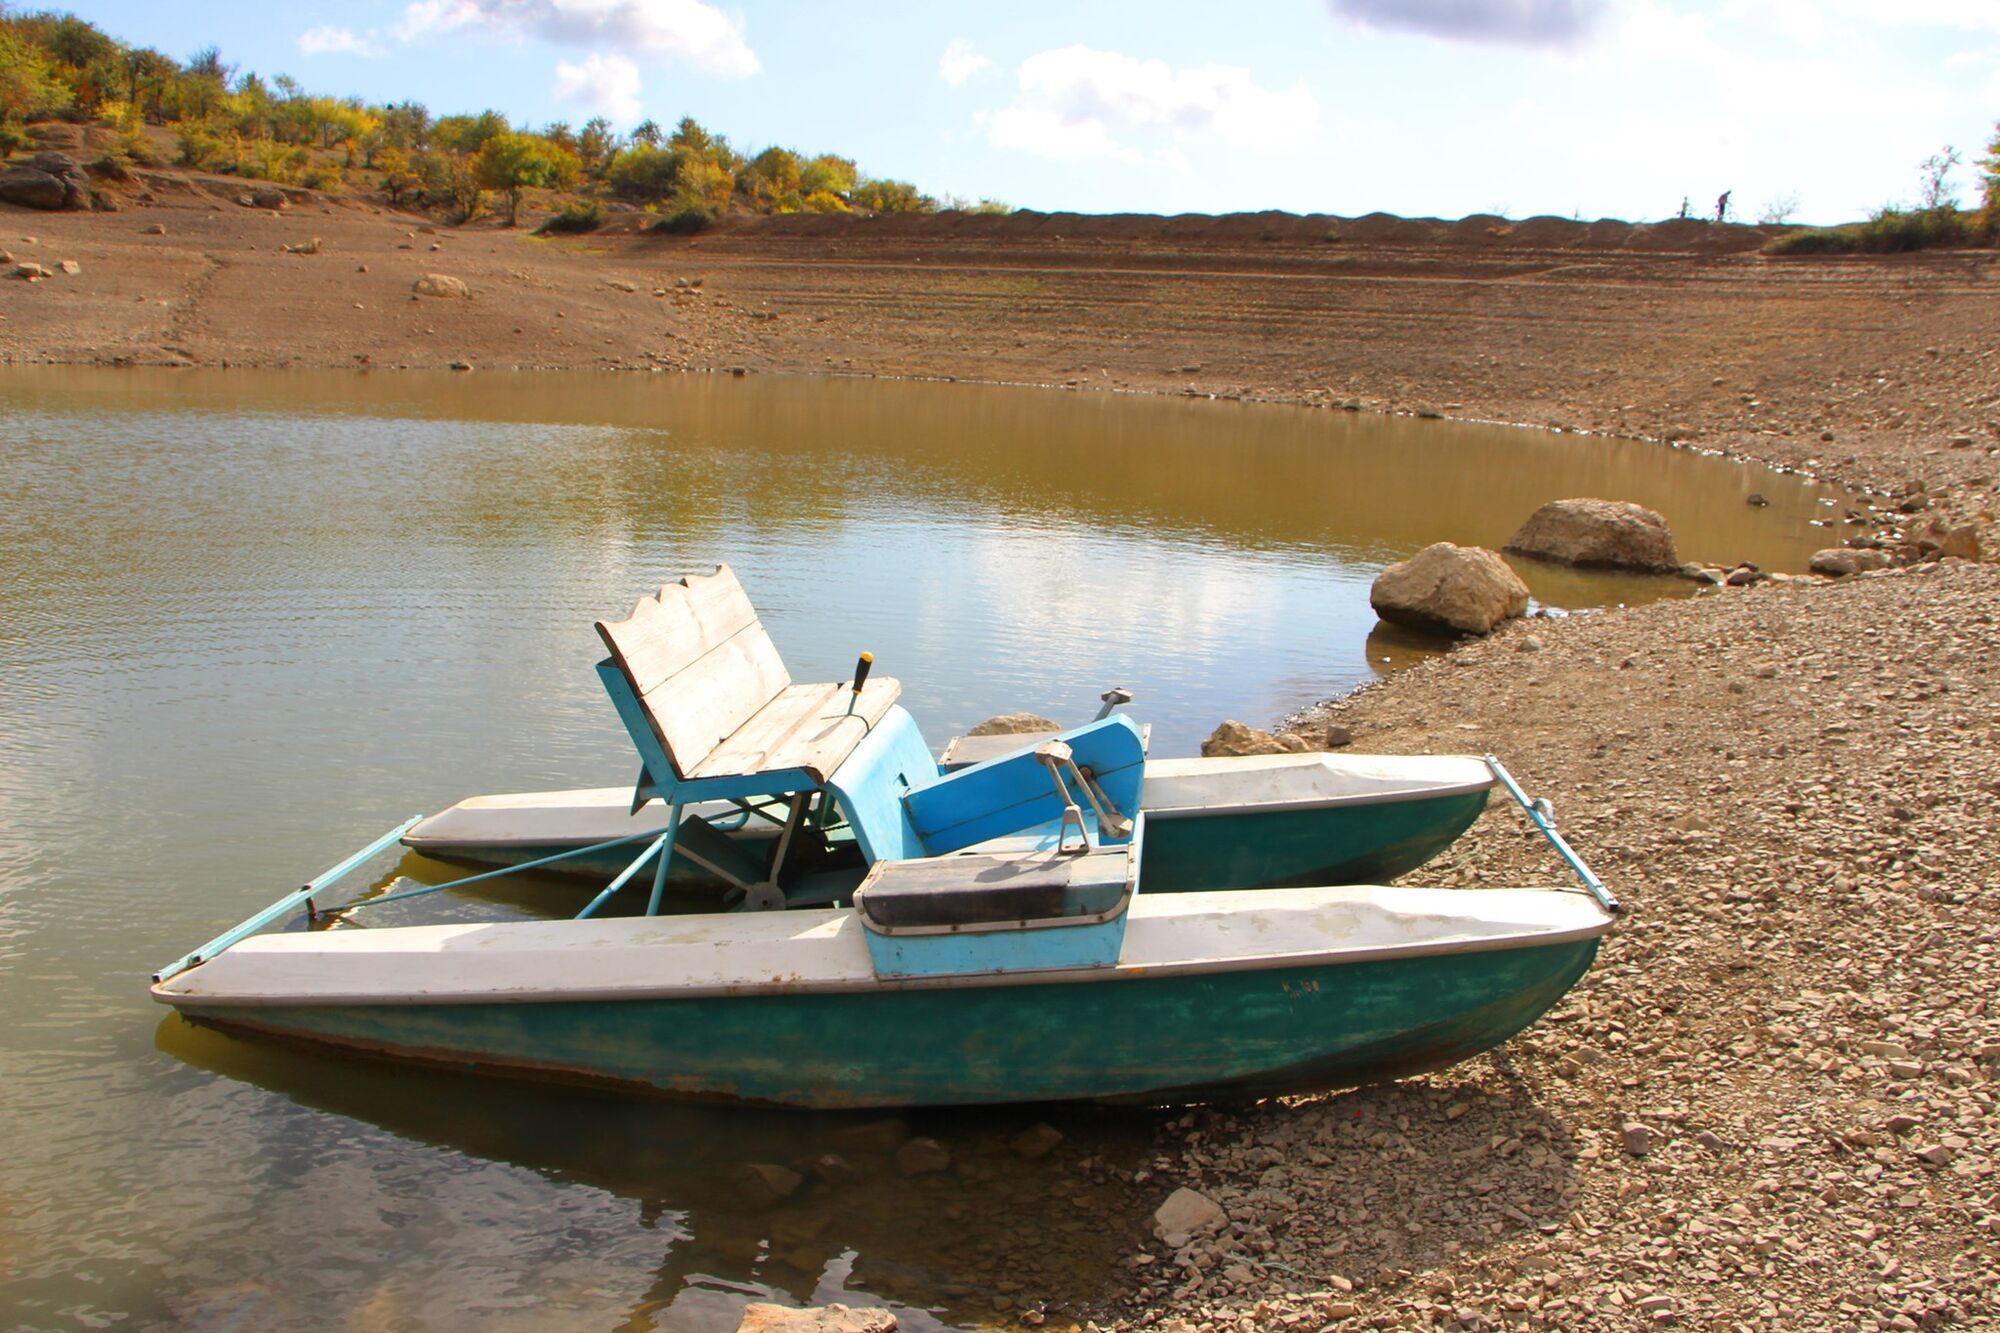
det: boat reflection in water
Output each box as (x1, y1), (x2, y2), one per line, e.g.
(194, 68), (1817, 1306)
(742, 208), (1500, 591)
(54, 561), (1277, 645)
(155, 1013), (1162, 1331)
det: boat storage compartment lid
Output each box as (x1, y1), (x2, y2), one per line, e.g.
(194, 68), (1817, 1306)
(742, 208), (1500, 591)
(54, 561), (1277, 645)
(851, 843), (1136, 980)
(854, 847), (1133, 935)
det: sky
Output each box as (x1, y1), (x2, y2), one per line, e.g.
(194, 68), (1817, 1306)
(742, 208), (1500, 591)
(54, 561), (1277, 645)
(62, 0), (2000, 224)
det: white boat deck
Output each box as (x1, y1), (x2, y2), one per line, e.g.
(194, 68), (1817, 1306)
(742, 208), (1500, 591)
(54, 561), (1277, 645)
(153, 884), (1611, 1008)
(403, 752), (1497, 851)
(1141, 753), (1494, 815)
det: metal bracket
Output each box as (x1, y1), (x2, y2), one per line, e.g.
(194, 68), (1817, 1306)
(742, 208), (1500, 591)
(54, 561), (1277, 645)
(1485, 755), (1621, 916)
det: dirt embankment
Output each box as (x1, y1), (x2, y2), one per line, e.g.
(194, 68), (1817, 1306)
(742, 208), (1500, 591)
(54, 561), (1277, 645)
(2, 143), (1996, 514)
(9, 148), (2000, 1333)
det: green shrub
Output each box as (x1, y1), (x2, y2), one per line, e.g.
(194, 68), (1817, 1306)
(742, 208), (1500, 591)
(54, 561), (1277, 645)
(0, 122), (31, 154)
(301, 162), (343, 193)
(176, 126), (226, 168)
(537, 198), (603, 234)
(651, 202), (715, 234)
(1765, 207), (1980, 255)
(116, 128), (158, 165)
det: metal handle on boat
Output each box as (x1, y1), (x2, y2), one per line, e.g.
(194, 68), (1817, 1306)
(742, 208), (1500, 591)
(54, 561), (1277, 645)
(1094, 687), (1133, 721)
(1484, 756), (1621, 916)
(846, 651), (874, 715)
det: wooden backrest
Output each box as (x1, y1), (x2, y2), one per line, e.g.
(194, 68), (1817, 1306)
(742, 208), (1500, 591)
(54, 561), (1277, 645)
(595, 565), (791, 779)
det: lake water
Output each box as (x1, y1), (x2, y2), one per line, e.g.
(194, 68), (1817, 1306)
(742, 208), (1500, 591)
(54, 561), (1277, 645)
(0, 368), (1845, 1329)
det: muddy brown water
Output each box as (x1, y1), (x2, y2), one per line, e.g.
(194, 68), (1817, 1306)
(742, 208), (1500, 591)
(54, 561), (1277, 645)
(0, 368), (1847, 1329)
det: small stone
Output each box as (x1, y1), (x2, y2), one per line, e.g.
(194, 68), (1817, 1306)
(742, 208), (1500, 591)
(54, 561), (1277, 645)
(142, 222), (166, 235)
(1887, 1060), (1925, 1079)
(735, 1303), (898, 1333)
(733, 1161), (804, 1205)
(1153, 1186), (1228, 1247)
(826, 1118), (909, 1154)
(1745, 492), (1768, 506)
(1322, 724), (1354, 748)
(1622, 1123), (1653, 1156)
(802, 1153), (858, 1184)
(1884, 1115), (1921, 1135)
(447, 360), (473, 371)
(1914, 1143), (1956, 1167)
(1011, 1122), (1064, 1159)
(1810, 547), (1897, 576)
(1517, 634), (1546, 653)
(1939, 524), (1984, 561)
(893, 1137), (951, 1177)
(412, 273), (469, 298)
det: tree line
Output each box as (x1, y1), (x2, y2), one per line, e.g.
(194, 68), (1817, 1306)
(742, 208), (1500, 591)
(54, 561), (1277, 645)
(0, 8), (1009, 229)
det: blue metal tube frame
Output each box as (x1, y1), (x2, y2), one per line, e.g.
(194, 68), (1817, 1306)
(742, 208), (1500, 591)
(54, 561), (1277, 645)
(644, 804), (683, 916)
(1484, 755), (1621, 916)
(336, 826), (670, 912)
(151, 816), (424, 983)
(576, 831), (673, 919)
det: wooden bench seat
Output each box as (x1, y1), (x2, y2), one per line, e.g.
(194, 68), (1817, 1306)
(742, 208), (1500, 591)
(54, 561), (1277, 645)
(596, 564), (900, 794)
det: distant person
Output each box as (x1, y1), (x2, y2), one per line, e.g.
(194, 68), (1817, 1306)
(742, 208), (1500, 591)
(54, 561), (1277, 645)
(1678, 196), (1691, 220)
(1715, 190), (1732, 223)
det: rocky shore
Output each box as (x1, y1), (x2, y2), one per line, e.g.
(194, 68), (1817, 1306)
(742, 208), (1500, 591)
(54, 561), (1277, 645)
(1097, 561), (2000, 1331)
(7, 147), (2000, 1333)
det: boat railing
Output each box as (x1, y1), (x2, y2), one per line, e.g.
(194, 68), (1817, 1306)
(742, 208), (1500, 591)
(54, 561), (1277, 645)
(149, 818), (684, 984)
(1483, 755), (1620, 916)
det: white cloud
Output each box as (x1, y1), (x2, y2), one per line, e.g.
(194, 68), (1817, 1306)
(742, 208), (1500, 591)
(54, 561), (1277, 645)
(298, 25), (385, 57)
(983, 45), (1318, 163)
(1326, 0), (1606, 48)
(940, 38), (993, 86)
(553, 53), (644, 122)
(397, 0), (759, 77)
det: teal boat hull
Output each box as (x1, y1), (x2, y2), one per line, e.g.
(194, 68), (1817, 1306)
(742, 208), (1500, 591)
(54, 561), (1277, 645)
(181, 935), (1595, 1109)
(1139, 788), (1489, 893)
(409, 786), (1490, 897)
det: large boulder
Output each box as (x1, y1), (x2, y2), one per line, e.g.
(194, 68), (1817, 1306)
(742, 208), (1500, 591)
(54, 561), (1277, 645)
(1201, 720), (1313, 757)
(1505, 498), (1679, 571)
(965, 711), (1060, 736)
(0, 152), (91, 211)
(1369, 542), (1529, 636)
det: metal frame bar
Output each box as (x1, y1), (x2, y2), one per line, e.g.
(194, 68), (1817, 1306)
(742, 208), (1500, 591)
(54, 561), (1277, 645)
(577, 831), (674, 919)
(1484, 755), (1621, 915)
(151, 816), (423, 983)
(334, 826), (674, 912)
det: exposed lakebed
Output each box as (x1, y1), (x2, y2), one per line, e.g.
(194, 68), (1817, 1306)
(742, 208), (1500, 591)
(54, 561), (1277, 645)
(0, 368), (1847, 1329)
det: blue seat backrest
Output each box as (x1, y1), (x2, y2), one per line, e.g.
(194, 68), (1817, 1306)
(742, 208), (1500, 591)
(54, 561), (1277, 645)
(904, 715), (1146, 855)
(823, 706), (937, 862)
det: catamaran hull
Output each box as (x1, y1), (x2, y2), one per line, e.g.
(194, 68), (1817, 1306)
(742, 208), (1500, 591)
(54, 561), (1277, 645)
(162, 937), (1594, 1109)
(403, 756), (1496, 894)
(1138, 788), (1487, 892)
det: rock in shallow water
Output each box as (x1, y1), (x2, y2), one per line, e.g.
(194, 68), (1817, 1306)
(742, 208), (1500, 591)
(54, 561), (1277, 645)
(1505, 497), (1680, 571)
(1369, 541), (1529, 636)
